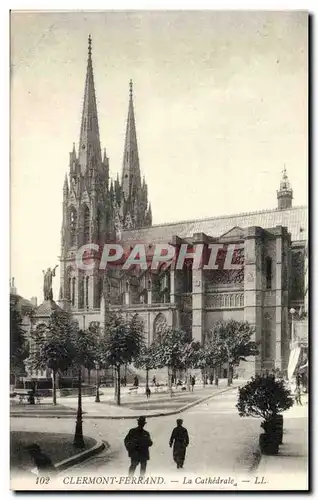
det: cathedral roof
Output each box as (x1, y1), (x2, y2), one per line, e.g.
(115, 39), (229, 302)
(121, 205), (307, 244)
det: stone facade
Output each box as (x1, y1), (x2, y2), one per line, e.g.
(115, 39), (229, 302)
(59, 38), (308, 380)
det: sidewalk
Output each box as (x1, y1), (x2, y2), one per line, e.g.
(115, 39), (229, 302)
(256, 396), (308, 490)
(11, 382), (238, 419)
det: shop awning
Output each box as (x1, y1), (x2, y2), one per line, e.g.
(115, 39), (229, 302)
(287, 347), (301, 380)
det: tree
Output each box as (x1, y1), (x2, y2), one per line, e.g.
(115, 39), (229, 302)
(134, 344), (157, 392)
(151, 328), (189, 396)
(209, 320), (259, 386)
(204, 338), (227, 385)
(10, 297), (29, 384)
(236, 374), (293, 420)
(102, 312), (144, 405)
(27, 311), (76, 405)
(180, 340), (203, 390)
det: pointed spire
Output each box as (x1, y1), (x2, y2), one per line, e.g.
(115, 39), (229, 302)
(277, 165), (293, 210)
(145, 202), (152, 226)
(78, 35), (102, 175)
(121, 79), (141, 202)
(103, 148), (107, 163)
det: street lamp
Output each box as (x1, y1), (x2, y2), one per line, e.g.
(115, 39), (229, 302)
(95, 361), (100, 403)
(74, 323), (85, 449)
(290, 308), (296, 346)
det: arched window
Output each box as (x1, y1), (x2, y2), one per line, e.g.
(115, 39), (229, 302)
(79, 274), (84, 309)
(72, 277), (76, 306)
(96, 209), (101, 242)
(68, 277), (71, 300)
(184, 261), (193, 293)
(85, 276), (89, 308)
(70, 208), (77, 246)
(153, 313), (167, 344)
(83, 206), (90, 244)
(265, 257), (272, 290)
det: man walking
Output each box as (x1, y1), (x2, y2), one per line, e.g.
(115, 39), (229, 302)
(124, 416), (153, 477)
(169, 419), (189, 469)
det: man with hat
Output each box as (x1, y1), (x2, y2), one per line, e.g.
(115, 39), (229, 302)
(169, 419), (189, 469)
(124, 416), (153, 476)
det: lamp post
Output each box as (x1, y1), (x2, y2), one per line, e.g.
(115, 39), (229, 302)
(290, 308), (296, 346)
(74, 319), (85, 449)
(95, 361), (100, 403)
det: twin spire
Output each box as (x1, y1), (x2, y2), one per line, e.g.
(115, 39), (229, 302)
(72, 36), (151, 229)
(78, 35), (102, 174)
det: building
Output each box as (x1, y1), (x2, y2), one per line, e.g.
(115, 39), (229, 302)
(59, 38), (308, 380)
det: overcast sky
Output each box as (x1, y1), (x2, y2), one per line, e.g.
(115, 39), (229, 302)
(10, 10), (308, 301)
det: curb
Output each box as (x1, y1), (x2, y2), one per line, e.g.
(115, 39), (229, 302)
(55, 440), (108, 472)
(11, 386), (237, 420)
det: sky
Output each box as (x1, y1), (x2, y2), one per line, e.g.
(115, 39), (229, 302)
(10, 10), (308, 302)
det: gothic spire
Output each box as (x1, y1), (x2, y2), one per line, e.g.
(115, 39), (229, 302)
(121, 80), (141, 201)
(277, 165), (293, 210)
(78, 35), (102, 175)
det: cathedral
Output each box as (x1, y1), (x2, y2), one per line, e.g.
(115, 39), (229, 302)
(58, 37), (308, 380)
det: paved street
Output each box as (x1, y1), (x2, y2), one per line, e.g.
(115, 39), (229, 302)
(11, 388), (261, 478)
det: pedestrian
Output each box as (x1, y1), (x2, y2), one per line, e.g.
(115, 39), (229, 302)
(191, 376), (195, 392)
(133, 376), (139, 388)
(152, 375), (156, 386)
(295, 385), (302, 406)
(146, 386), (151, 399)
(25, 444), (57, 475)
(169, 419), (189, 469)
(124, 416), (153, 477)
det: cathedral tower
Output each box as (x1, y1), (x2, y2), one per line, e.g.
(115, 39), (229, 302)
(120, 80), (152, 229)
(59, 38), (153, 317)
(277, 166), (293, 210)
(60, 36), (111, 312)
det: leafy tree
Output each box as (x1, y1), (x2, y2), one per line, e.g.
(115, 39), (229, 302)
(236, 374), (294, 421)
(27, 311), (77, 405)
(10, 297), (29, 384)
(203, 338), (227, 385)
(179, 340), (204, 389)
(134, 344), (158, 392)
(102, 312), (144, 405)
(151, 328), (189, 396)
(209, 320), (259, 386)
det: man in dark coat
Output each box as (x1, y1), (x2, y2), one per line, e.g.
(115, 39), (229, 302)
(169, 419), (189, 469)
(25, 444), (56, 475)
(124, 416), (153, 477)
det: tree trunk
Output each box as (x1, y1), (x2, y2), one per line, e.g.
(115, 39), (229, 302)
(201, 368), (206, 387)
(88, 369), (91, 385)
(186, 369), (191, 392)
(145, 368), (149, 392)
(211, 367), (214, 385)
(215, 367), (219, 387)
(52, 369), (57, 405)
(74, 368), (84, 448)
(228, 363), (233, 386)
(227, 362), (231, 386)
(116, 365), (121, 406)
(168, 366), (173, 397)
